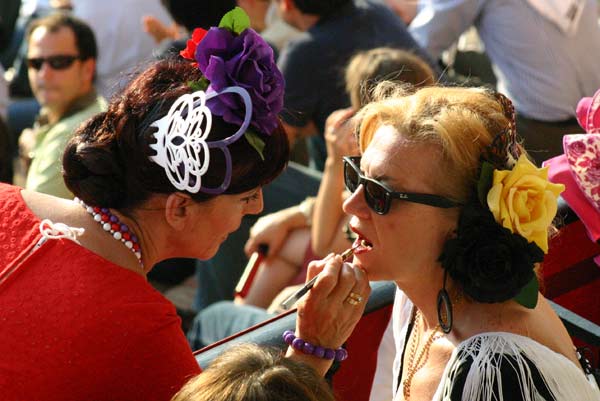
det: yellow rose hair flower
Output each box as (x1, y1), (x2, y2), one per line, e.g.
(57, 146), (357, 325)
(487, 155), (565, 253)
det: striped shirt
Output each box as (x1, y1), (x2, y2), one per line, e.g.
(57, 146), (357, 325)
(409, 0), (600, 121)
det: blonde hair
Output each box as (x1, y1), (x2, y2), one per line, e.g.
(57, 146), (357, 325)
(356, 85), (512, 201)
(171, 344), (336, 401)
(345, 47), (436, 109)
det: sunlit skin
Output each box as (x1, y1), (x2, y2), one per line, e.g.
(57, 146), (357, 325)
(238, 0), (271, 32)
(27, 25), (95, 124)
(113, 188), (265, 272)
(342, 125), (457, 286)
(181, 188), (265, 260)
(23, 188), (266, 276)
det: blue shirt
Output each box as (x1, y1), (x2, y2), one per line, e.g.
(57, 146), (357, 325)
(409, 0), (600, 121)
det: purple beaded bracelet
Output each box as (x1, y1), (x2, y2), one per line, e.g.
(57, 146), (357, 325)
(282, 330), (348, 362)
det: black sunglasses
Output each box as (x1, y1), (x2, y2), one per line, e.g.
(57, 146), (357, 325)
(26, 55), (82, 70)
(343, 156), (462, 215)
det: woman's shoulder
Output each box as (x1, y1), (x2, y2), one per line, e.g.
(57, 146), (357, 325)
(0, 182), (29, 209)
(439, 332), (600, 401)
(0, 184), (44, 263)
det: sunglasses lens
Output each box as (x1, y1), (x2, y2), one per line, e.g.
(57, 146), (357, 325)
(26, 56), (78, 70)
(26, 58), (43, 70)
(364, 181), (388, 214)
(344, 160), (359, 193)
(48, 56), (76, 69)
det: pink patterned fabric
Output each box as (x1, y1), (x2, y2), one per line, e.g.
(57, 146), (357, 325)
(563, 134), (600, 213)
(544, 154), (600, 245)
(576, 89), (600, 134)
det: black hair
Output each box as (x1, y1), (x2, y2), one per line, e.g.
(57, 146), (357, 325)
(293, 0), (351, 17)
(160, 0), (237, 31)
(62, 58), (289, 210)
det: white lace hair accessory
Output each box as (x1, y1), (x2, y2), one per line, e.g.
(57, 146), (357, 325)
(149, 86), (252, 194)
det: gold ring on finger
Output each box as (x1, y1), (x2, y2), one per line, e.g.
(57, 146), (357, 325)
(345, 292), (363, 305)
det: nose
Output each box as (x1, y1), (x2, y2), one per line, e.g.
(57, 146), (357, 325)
(343, 184), (370, 220)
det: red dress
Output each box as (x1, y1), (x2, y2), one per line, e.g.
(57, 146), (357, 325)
(0, 184), (201, 401)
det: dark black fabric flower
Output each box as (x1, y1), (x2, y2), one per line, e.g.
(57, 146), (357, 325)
(438, 201), (544, 303)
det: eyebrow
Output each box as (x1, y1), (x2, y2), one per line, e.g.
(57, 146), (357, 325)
(358, 160), (391, 183)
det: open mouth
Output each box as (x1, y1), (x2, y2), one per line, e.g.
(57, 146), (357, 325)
(350, 226), (373, 254)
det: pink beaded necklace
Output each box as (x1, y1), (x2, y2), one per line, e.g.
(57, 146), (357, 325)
(75, 197), (143, 269)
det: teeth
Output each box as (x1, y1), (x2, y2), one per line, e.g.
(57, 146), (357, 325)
(360, 239), (373, 249)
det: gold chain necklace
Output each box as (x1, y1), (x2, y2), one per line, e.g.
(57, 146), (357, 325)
(402, 310), (443, 400)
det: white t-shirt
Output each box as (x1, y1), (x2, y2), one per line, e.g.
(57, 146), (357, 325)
(72, 0), (174, 99)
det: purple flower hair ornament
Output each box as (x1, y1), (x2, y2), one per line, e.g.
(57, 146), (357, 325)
(182, 7), (284, 136)
(150, 8), (284, 194)
(196, 26), (284, 135)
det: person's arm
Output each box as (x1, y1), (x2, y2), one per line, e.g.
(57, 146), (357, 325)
(142, 16), (180, 44)
(385, 0), (418, 24)
(240, 227), (311, 308)
(409, 0), (482, 60)
(286, 254), (371, 376)
(311, 108), (357, 257)
(244, 205), (309, 259)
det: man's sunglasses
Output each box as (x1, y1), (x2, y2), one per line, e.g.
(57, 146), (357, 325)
(26, 55), (82, 70)
(343, 156), (462, 215)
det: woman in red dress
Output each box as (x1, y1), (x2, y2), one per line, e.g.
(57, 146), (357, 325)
(0, 9), (369, 401)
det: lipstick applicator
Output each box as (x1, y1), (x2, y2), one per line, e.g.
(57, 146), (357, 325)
(279, 245), (357, 310)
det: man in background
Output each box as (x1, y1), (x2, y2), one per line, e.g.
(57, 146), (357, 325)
(71, 0), (173, 99)
(275, 0), (434, 170)
(409, 0), (600, 162)
(18, 13), (105, 198)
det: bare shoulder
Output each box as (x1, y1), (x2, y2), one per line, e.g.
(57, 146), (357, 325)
(20, 189), (89, 227)
(461, 295), (579, 365)
(20, 189), (140, 272)
(527, 296), (579, 364)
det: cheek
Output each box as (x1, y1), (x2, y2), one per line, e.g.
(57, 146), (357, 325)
(216, 207), (244, 234)
(382, 211), (448, 256)
(28, 70), (37, 85)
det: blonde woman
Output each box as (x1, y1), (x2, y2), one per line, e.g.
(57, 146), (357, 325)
(344, 84), (600, 400)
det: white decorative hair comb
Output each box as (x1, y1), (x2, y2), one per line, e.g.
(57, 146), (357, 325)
(149, 86), (252, 194)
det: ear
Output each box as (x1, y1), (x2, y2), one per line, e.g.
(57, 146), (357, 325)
(81, 58), (95, 86)
(164, 193), (194, 231)
(281, 0), (295, 12)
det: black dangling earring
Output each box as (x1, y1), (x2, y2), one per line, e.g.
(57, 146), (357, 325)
(437, 269), (453, 334)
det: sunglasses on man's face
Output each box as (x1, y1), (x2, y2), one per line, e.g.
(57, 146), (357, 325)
(26, 55), (82, 70)
(342, 156), (462, 215)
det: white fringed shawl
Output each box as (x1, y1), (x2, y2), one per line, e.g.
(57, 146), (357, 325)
(392, 289), (600, 401)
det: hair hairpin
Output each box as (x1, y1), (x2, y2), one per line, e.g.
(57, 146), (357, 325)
(150, 86), (252, 194)
(482, 92), (521, 169)
(149, 7), (284, 194)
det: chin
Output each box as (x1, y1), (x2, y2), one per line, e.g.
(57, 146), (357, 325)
(353, 255), (393, 281)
